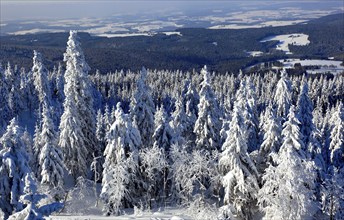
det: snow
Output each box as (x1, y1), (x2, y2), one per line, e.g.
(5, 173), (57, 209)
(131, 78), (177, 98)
(260, 33), (310, 54)
(209, 20), (307, 29)
(247, 51), (264, 57)
(96, 33), (155, 38)
(49, 207), (190, 220)
(163, 31), (182, 36)
(280, 59), (344, 74)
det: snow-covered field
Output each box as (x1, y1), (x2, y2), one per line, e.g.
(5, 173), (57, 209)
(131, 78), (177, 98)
(209, 20), (306, 29)
(260, 33), (310, 54)
(280, 59), (344, 74)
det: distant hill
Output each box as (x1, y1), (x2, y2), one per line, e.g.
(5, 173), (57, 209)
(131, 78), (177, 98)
(0, 13), (343, 74)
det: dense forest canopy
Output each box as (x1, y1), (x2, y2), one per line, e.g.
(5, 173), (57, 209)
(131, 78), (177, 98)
(0, 13), (343, 219)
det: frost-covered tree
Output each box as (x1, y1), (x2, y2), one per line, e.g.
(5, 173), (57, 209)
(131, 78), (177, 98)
(59, 30), (97, 178)
(100, 103), (142, 215)
(96, 108), (107, 161)
(170, 145), (220, 205)
(274, 69), (292, 119)
(194, 66), (221, 151)
(170, 96), (187, 145)
(59, 88), (88, 178)
(8, 173), (63, 220)
(297, 77), (314, 146)
(219, 97), (259, 219)
(0, 118), (31, 218)
(257, 105), (281, 173)
(258, 106), (317, 220)
(0, 64), (10, 130)
(130, 67), (155, 148)
(140, 144), (168, 208)
(39, 105), (64, 188)
(32, 50), (51, 106)
(321, 102), (344, 218)
(329, 102), (344, 168)
(152, 105), (175, 152)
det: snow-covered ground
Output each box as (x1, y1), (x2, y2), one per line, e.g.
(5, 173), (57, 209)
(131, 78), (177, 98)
(280, 59), (344, 74)
(246, 59), (344, 74)
(209, 20), (306, 29)
(260, 33), (310, 54)
(49, 207), (192, 220)
(247, 51), (264, 57)
(162, 31), (182, 36)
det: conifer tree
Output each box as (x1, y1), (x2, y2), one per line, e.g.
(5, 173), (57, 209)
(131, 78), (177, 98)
(101, 103), (142, 215)
(152, 105), (175, 152)
(130, 67), (155, 148)
(32, 50), (51, 106)
(59, 30), (97, 178)
(0, 118), (31, 218)
(39, 105), (64, 188)
(257, 104), (281, 173)
(219, 95), (259, 219)
(297, 77), (314, 146)
(194, 66), (221, 151)
(258, 106), (317, 220)
(274, 69), (292, 119)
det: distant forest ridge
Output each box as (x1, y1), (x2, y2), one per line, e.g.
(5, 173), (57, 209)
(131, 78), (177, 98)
(0, 13), (343, 74)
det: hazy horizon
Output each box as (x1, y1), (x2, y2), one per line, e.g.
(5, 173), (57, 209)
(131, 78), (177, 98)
(1, 0), (343, 22)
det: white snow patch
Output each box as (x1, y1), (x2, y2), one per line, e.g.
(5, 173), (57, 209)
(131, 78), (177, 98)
(163, 31), (182, 36)
(247, 51), (264, 57)
(280, 59), (344, 74)
(0, 23), (7, 27)
(261, 20), (307, 26)
(209, 24), (262, 29)
(260, 33), (310, 54)
(209, 20), (306, 29)
(96, 32), (155, 38)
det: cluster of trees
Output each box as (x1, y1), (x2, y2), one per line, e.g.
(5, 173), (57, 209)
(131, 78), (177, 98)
(0, 31), (343, 219)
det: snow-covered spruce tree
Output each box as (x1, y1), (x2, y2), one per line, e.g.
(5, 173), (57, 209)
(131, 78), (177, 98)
(257, 104), (281, 173)
(38, 104), (64, 188)
(321, 102), (344, 219)
(8, 173), (63, 220)
(0, 118), (31, 218)
(130, 67), (155, 148)
(274, 69), (292, 119)
(242, 77), (259, 152)
(152, 105), (175, 152)
(100, 102), (142, 215)
(59, 87), (88, 178)
(219, 96), (259, 219)
(59, 30), (97, 179)
(183, 81), (199, 147)
(329, 102), (344, 169)
(297, 77), (314, 147)
(194, 66), (222, 151)
(0, 64), (10, 130)
(32, 50), (51, 106)
(169, 96), (187, 146)
(258, 105), (317, 220)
